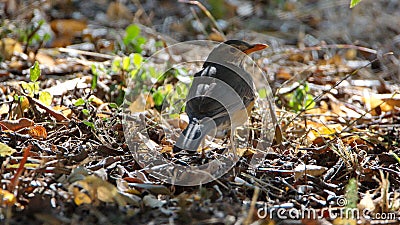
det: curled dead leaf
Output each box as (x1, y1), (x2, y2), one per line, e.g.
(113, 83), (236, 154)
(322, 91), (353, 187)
(0, 118), (34, 131)
(28, 125), (48, 139)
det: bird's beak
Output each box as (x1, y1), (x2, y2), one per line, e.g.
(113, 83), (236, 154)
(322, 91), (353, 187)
(244, 44), (268, 54)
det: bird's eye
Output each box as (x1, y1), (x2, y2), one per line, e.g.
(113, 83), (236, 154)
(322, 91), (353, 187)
(229, 48), (236, 53)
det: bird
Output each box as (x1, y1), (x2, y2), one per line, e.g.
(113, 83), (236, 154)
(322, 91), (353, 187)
(173, 40), (268, 153)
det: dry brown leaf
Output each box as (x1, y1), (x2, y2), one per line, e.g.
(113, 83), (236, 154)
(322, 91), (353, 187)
(50, 19), (87, 47)
(69, 175), (128, 207)
(294, 164), (327, 180)
(35, 52), (56, 67)
(53, 105), (73, 118)
(0, 38), (23, 60)
(27, 96), (69, 122)
(107, 2), (133, 21)
(28, 125), (47, 140)
(44, 77), (90, 96)
(167, 115), (189, 130)
(208, 32), (225, 42)
(0, 118), (34, 131)
(276, 67), (292, 80)
(50, 19), (87, 36)
(160, 145), (173, 153)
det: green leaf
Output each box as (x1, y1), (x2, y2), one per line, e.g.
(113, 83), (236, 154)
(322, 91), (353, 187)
(39, 91), (52, 106)
(92, 71), (98, 91)
(91, 63), (97, 76)
(21, 82), (39, 96)
(0, 142), (17, 157)
(83, 121), (95, 130)
(153, 91), (164, 106)
(304, 94), (316, 110)
(82, 109), (89, 116)
(111, 57), (122, 73)
(109, 103), (118, 108)
(123, 24), (140, 46)
(258, 88), (267, 99)
(130, 69), (139, 78)
(43, 33), (51, 42)
(350, 0), (362, 8)
(132, 53), (143, 68)
(344, 178), (358, 217)
(30, 61), (40, 82)
(134, 36), (147, 53)
(122, 56), (130, 71)
(74, 98), (86, 106)
(116, 89), (125, 106)
(390, 151), (400, 164)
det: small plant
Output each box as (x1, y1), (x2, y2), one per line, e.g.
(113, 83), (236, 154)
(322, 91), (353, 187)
(110, 53), (144, 105)
(73, 97), (98, 130)
(120, 24), (147, 54)
(18, 19), (51, 55)
(350, 0), (362, 8)
(21, 61), (52, 106)
(344, 178), (359, 218)
(286, 82), (315, 112)
(151, 67), (189, 112)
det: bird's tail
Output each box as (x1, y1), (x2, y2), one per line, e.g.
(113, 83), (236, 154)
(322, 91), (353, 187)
(173, 118), (216, 152)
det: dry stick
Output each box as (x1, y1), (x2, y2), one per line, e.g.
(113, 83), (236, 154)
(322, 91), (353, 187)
(244, 186), (260, 225)
(190, 7), (208, 37)
(179, 0), (227, 41)
(8, 145), (32, 192)
(300, 44), (377, 54)
(58, 47), (115, 60)
(132, 0), (153, 27)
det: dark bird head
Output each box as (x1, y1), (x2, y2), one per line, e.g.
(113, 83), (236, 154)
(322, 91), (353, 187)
(206, 40), (268, 67)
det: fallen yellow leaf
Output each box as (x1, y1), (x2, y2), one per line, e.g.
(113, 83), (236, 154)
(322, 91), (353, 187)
(0, 188), (16, 206)
(0, 142), (16, 157)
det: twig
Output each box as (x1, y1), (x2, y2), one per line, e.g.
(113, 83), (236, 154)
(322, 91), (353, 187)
(58, 47), (115, 59)
(300, 44), (378, 55)
(190, 7), (208, 37)
(131, 0), (153, 27)
(179, 0), (226, 41)
(23, 23), (42, 54)
(244, 186), (259, 225)
(8, 145), (32, 191)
